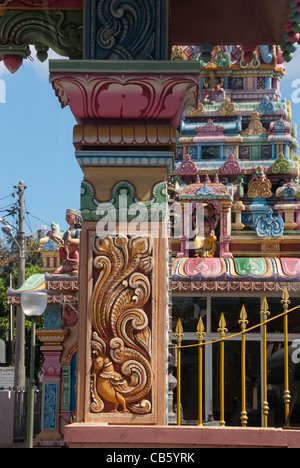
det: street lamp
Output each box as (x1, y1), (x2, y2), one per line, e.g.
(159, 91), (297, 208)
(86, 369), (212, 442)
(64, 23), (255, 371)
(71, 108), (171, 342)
(21, 292), (47, 449)
(0, 219), (23, 254)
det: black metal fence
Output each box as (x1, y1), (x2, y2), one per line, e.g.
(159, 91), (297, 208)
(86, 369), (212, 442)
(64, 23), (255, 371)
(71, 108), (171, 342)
(13, 388), (42, 442)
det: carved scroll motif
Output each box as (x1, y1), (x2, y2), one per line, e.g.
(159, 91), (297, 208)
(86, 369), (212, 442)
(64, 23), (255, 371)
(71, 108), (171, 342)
(90, 235), (153, 415)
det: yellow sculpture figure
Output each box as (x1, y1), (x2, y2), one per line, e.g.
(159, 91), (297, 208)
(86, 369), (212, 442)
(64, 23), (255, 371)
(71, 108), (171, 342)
(194, 231), (217, 258)
(193, 204), (219, 257)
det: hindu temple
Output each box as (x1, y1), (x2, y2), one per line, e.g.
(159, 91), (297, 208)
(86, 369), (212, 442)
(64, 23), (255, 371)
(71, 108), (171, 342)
(3, 0), (300, 449)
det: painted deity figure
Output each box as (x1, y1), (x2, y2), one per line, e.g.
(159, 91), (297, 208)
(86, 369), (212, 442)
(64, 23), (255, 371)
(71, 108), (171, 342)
(202, 71), (225, 104)
(193, 204), (220, 258)
(47, 209), (82, 276)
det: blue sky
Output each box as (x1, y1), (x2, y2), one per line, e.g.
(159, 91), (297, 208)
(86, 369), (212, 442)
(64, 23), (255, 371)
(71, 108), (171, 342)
(0, 48), (82, 235)
(1, 46), (300, 236)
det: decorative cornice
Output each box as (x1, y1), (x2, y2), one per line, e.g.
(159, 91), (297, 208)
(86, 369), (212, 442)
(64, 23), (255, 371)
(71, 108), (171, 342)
(0, 1), (82, 8)
(45, 273), (79, 295)
(73, 124), (177, 148)
(81, 179), (168, 222)
(7, 294), (78, 306)
(76, 150), (174, 175)
(0, 9), (83, 60)
(171, 281), (300, 293)
(36, 329), (70, 348)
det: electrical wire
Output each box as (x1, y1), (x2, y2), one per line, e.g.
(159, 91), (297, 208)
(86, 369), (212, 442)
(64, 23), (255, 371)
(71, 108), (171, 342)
(25, 211), (51, 229)
(24, 200), (33, 232)
(0, 194), (14, 202)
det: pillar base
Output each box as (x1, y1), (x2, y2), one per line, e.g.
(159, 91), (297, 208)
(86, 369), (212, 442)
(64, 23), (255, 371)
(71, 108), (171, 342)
(64, 424), (300, 449)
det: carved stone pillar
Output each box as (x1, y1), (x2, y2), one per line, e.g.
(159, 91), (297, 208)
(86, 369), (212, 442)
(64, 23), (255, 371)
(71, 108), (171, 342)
(219, 201), (233, 258)
(36, 329), (70, 441)
(50, 61), (199, 430)
(232, 200), (245, 230)
(275, 203), (297, 230)
(295, 203), (300, 230)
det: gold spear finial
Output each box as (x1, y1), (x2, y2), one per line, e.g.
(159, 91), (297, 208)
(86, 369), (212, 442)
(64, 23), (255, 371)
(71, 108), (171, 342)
(239, 305), (249, 331)
(196, 316), (206, 342)
(218, 314), (228, 339)
(175, 318), (184, 346)
(281, 286), (291, 310)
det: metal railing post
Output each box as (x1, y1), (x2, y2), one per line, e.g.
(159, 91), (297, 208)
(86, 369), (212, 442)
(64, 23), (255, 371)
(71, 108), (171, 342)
(175, 319), (184, 426)
(239, 305), (249, 427)
(261, 297), (270, 428)
(196, 317), (206, 427)
(282, 287), (291, 425)
(218, 314), (227, 427)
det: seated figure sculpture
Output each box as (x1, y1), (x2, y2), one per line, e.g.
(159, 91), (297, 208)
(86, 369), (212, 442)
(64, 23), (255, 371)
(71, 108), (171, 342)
(47, 209), (82, 276)
(193, 204), (220, 258)
(202, 71), (225, 104)
(194, 230), (217, 258)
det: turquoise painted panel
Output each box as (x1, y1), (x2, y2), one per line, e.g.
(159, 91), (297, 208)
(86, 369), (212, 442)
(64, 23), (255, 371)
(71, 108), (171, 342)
(84, 0), (169, 60)
(43, 383), (58, 432)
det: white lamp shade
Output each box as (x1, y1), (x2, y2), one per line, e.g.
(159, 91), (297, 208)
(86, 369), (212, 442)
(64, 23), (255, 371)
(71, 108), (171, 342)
(21, 292), (48, 317)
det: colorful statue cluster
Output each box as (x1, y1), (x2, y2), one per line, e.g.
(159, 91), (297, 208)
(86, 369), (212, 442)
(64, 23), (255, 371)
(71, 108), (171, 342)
(47, 209), (82, 276)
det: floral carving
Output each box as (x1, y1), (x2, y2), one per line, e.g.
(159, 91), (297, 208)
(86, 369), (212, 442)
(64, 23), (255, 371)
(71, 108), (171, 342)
(50, 72), (198, 127)
(247, 167), (272, 198)
(196, 119), (225, 136)
(218, 97), (237, 116)
(241, 111), (268, 136)
(90, 235), (153, 415)
(85, 0), (167, 60)
(271, 153), (292, 174)
(256, 209), (284, 237)
(257, 97), (275, 115)
(187, 100), (206, 117)
(178, 154), (198, 176)
(221, 153), (241, 175)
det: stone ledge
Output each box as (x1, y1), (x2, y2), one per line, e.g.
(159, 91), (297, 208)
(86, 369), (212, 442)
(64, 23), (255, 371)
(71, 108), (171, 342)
(64, 424), (300, 449)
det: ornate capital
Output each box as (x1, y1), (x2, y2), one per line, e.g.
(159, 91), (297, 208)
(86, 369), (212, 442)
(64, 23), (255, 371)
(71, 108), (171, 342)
(37, 329), (70, 349)
(50, 61), (199, 127)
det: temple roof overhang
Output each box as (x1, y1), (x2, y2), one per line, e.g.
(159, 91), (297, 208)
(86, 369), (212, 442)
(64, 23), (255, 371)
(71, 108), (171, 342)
(7, 273), (78, 305)
(172, 256), (300, 287)
(0, 1), (296, 46)
(0, 0), (300, 72)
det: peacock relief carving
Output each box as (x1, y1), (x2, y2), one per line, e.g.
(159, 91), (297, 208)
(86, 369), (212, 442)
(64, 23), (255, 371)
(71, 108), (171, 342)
(90, 235), (153, 415)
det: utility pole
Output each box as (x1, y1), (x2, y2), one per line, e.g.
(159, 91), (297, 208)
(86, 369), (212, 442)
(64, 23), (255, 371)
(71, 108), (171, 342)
(14, 181), (26, 389)
(8, 261), (15, 367)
